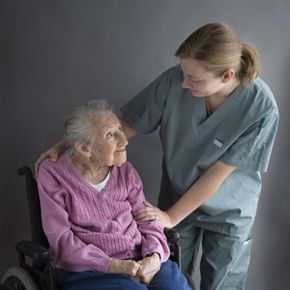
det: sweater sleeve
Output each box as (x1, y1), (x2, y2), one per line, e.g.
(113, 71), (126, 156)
(126, 163), (170, 262)
(37, 163), (111, 272)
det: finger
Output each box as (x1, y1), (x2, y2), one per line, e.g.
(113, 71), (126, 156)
(135, 205), (156, 215)
(34, 153), (47, 176)
(138, 265), (160, 276)
(143, 200), (155, 207)
(133, 208), (146, 216)
(136, 266), (154, 277)
(135, 215), (157, 222)
(146, 266), (160, 275)
(134, 209), (156, 218)
(123, 261), (140, 276)
(139, 270), (158, 285)
(50, 150), (59, 161)
(140, 258), (161, 272)
(129, 263), (141, 276)
(34, 161), (40, 178)
(134, 210), (157, 219)
(34, 154), (46, 172)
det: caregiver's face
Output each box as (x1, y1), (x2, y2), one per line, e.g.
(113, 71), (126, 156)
(180, 58), (224, 97)
(90, 113), (128, 167)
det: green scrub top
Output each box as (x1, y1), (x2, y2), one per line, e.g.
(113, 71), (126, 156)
(121, 65), (279, 236)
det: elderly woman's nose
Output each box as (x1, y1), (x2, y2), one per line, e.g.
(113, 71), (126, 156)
(118, 132), (128, 145)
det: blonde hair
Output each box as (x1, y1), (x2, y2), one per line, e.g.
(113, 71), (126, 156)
(175, 22), (260, 85)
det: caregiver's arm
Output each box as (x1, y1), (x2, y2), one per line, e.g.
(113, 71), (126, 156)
(135, 160), (236, 228)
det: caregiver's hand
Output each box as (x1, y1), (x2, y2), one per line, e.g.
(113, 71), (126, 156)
(134, 201), (174, 228)
(34, 140), (66, 176)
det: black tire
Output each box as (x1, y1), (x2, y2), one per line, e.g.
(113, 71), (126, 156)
(1, 267), (39, 290)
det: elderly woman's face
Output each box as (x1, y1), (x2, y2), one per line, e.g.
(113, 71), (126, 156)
(90, 113), (128, 167)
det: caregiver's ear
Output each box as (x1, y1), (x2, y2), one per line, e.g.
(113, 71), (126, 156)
(221, 68), (235, 83)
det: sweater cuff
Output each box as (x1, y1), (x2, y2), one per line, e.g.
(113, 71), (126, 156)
(95, 256), (111, 273)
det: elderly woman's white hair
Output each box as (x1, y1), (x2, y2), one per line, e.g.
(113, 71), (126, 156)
(64, 99), (112, 155)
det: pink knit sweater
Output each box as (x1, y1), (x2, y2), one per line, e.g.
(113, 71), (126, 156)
(37, 152), (170, 273)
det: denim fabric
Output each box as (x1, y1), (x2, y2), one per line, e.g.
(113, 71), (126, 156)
(56, 260), (191, 290)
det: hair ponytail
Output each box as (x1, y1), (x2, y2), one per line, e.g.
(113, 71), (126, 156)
(238, 43), (260, 84)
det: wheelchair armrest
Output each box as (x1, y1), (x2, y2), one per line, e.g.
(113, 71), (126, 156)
(164, 228), (180, 244)
(164, 228), (181, 267)
(15, 241), (57, 290)
(16, 240), (50, 261)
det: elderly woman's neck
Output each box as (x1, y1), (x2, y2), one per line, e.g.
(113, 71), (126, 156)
(71, 153), (110, 184)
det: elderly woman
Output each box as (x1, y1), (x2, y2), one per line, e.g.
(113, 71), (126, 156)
(37, 100), (191, 290)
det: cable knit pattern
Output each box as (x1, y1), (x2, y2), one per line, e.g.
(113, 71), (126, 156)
(37, 151), (170, 273)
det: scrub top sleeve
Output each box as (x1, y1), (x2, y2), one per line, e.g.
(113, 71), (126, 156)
(120, 69), (171, 134)
(220, 109), (279, 172)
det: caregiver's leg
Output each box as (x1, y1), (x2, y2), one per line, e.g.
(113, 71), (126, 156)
(200, 229), (253, 290)
(56, 269), (147, 290)
(174, 221), (202, 274)
(149, 260), (192, 290)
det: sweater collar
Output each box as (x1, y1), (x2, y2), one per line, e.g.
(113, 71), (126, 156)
(62, 151), (117, 192)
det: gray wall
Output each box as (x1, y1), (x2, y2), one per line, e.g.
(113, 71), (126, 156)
(1, 1), (289, 289)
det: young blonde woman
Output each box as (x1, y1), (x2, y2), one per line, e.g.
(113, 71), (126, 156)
(36, 22), (279, 290)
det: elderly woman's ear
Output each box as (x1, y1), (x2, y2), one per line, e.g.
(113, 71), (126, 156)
(74, 142), (92, 158)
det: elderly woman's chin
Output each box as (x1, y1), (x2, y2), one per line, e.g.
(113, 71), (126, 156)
(114, 151), (127, 166)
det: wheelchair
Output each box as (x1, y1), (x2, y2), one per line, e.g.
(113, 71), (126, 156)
(1, 166), (194, 290)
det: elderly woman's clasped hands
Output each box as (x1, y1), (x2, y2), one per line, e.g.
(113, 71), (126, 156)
(109, 253), (161, 284)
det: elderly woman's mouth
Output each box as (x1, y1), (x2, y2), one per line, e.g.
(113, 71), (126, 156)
(116, 148), (126, 153)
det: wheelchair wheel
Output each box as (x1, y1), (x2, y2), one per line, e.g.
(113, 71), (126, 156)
(1, 266), (39, 290)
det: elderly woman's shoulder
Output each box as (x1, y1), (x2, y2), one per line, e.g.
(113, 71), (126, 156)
(39, 152), (68, 172)
(118, 160), (133, 171)
(116, 161), (141, 179)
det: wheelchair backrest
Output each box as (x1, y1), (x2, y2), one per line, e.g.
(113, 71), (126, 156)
(18, 166), (49, 248)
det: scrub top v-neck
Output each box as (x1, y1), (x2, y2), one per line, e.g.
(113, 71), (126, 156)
(121, 65), (279, 236)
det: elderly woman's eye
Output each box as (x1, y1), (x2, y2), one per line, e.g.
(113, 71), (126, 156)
(106, 132), (114, 138)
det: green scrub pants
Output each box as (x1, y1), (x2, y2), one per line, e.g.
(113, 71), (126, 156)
(175, 221), (253, 290)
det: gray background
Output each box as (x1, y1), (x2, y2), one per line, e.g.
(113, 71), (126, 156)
(1, 1), (289, 289)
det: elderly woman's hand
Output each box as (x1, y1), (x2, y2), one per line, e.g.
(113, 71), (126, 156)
(34, 140), (66, 176)
(134, 201), (174, 228)
(108, 258), (141, 277)
(136, 253), (161, 284)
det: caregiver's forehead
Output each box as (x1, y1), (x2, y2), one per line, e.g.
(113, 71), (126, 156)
(180, 58), (210, 76)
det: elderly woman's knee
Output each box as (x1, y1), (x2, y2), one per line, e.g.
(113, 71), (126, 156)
(149, 260), (192, 290)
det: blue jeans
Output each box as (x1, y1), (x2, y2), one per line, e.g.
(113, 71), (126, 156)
(56, 259), (191, 290)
